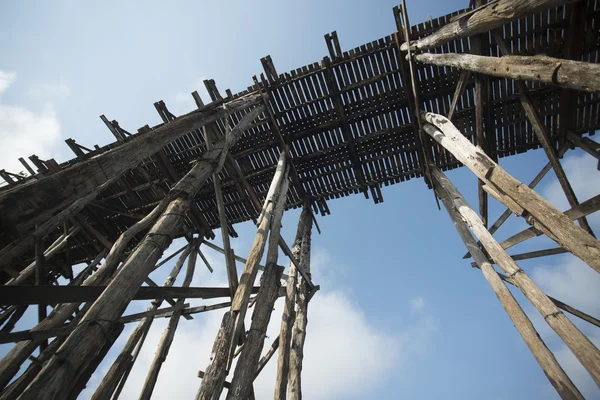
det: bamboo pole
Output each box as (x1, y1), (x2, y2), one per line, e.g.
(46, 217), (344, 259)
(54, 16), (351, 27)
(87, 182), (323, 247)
(196, 153), (288, 400)
(17, 105), (263, 400)
(274, 203), (312, 400)
(434, 167), (583, 399)
(414, 53), (600, 93)
(139, 239), (200, 400)
(422, 112), (600, 274)
(288, 204), (313, 400)
(91, 243), (194, 400)
(401, 0), (581, 51)
(431, 166), (600, 388)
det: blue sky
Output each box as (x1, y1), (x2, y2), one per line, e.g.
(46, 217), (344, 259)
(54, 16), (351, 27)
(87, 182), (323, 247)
(1, 1), (600, 399)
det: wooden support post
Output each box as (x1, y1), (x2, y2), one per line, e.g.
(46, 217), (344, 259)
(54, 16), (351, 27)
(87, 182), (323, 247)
(16, 105), (264, 400)
(139, 239), (200, 400)
(447, 71), (471, 121)
(568, 132), (600, 170)
(498, 273), (600, 329)
(288, 204), (313, 400)
(34, 235), (48, 352)
(431, 165), (600, 389)
(413, 52), (600, 93)
(226, 161), (289, 400)
(493, 32), (594, 236)
(434, 167), (583, 399)
(401, 0), (580, 51)
(498, 194), (600, 252)
(226, 263), (284, 400)
(274, 203), (312, 400)
(422, 112), (600, 274)
(205, 125), (239, 297)
(196, 153), (289, 400)
(0, 93), (261, 272)
(91, 245), (193, 400)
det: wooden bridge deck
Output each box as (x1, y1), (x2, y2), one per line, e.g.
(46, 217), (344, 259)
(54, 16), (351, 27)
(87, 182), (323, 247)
(1, 2), (599, 278)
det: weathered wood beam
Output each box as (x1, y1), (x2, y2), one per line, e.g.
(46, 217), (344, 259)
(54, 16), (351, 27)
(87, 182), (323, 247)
(91, 244), (193, 400)
(432, 165), (600, 389)
(227, 264), (284, 400)
(17, 105), (264, 400)
(447, 71), (471, 121)
(499, 194), (600, 252)
(196, 153), (289, 400)
(139, 239), (200, 400)
(434, 167), (583, 399)
(498, 273), (600, 329)
(34, 235), (48, 352)
(0, 93), (261, 273)
(493, 32), (594, 236)
(200, 240), (289, 280)
(288, 202), (314, 400)
(422, 112), (600, 274)
(0, 285), (263, 306)
(567, 132), (600, 170)
(463, 149), (564, 259)
(414, 53), (600, 93)
(274, 203), (312, 400)
(401, 0), (581, 51)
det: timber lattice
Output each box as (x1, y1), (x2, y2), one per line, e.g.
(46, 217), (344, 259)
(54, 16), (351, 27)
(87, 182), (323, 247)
(0, 0), (600, 399)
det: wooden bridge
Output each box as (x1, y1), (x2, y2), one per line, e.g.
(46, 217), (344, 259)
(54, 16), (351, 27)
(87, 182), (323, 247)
(0, 0), (599, 399)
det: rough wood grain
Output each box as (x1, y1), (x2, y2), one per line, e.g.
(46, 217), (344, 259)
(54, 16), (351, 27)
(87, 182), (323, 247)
(274, 203), (312, 400)
(432, 166), (600, 389)
(435, 172), (583, 399)
(402, 0), (580, 51)
(422, 112), (600, 274)
(414, 53), (600, 93)
(17, 105), (263, 400)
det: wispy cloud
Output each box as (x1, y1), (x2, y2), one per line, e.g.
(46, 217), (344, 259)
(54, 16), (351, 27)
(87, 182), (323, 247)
(0, 71), (65, 175)
(0, 71), (16, 95)
(410, 296), (426, 312)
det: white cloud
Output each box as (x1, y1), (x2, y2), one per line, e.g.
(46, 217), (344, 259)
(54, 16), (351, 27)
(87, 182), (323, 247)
(80, 246), (438, 400)
(542, 151), (600, 227)
(28, 81), (71, 101)
(0, 72), (64, 174)
(0, 71), (16, 95)
(410, 296), (426, 312)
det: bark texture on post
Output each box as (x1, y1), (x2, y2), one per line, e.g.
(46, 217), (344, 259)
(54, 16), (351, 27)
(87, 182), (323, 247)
(196, 153), (288, 400)
(17, 105), (263, 400)
(196, 311), (235, 400)
(91, 244), (194, 400)
(288, 207), (313, 400)
(138, 239), (199, 400)
(274, 203), (312, 400)
(401, 0), (579, 51)
(431, 166), (600, 389)
(414, 53), (600, 93)
(227, 264), (284, 400)
(434, 167), (583, 400)
(422, 112), (600, 274)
